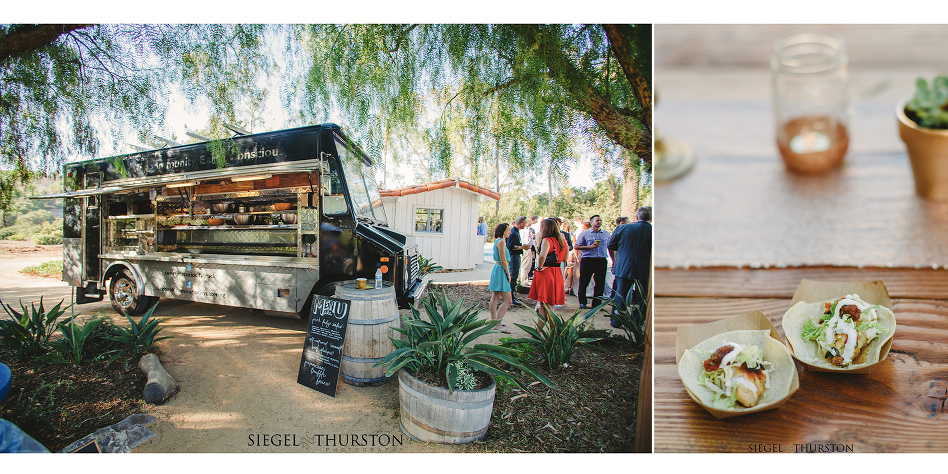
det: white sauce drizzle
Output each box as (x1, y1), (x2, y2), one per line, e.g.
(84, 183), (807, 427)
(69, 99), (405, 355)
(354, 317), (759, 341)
(824, 295), (871, 364)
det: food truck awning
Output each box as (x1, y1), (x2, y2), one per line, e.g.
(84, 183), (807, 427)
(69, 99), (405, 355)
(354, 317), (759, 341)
(29, 186), (125, 200)
(29, 160), (322, 200)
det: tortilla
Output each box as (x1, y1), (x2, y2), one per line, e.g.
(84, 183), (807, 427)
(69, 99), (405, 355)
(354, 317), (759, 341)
(678, 329), (797, 417)
(782, 299), (896, 372)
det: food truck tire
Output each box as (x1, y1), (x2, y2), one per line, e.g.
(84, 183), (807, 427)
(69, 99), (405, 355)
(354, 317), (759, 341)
(109, 269), (155, 316)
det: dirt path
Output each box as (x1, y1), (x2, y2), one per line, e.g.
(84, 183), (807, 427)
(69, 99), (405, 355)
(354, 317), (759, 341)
(0, 241), (617, 453)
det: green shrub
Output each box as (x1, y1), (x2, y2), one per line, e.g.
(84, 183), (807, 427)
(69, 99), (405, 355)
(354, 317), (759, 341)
(612, 286), (648, 348)
(33, 233), (62, 245)
(376, 290), (552, 393)
(44, 317), (104, 365)
(14, 209), (54, 227)
(0, 297), (69, 358)
(504, 303), (609, 370)
(106, 303), (171, 357)
(20, 260), (63, 278)
(0, 227), (16, 239)
(417, 254), (443, 278)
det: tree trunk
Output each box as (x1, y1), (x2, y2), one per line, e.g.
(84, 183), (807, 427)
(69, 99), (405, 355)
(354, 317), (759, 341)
(621, 155), (641, 218)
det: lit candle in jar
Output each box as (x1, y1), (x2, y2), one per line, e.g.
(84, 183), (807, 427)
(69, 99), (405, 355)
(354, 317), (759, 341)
(789, 129), (831, 154)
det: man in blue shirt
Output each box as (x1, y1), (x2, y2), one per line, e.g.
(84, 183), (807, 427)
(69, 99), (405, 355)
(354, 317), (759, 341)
(574, 214), (611, 309)
(608, 206), (652, 327)
(477, 216), (488, 236)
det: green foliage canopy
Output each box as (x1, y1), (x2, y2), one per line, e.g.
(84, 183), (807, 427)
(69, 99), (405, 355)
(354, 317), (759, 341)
(294, 24), (651, 184)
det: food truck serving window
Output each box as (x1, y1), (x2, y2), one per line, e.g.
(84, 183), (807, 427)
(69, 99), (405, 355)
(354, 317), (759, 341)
(336, 137), (387, 224)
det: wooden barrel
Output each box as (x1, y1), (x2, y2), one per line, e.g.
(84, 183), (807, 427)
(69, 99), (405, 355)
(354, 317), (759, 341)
(397, 369), (496, 444)
(335, 281), (400, 386)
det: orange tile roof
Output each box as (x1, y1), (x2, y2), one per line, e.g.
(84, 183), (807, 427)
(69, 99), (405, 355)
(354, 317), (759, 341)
(380, 178), (501, 201)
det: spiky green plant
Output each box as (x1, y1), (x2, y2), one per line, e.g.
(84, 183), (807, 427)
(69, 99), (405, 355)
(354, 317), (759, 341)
(376, 290), (553, 393)
(417, 254), (443, 278)
(0, 297), (69, 358)
(611, 286), (648, 348)
(503, 303), (609, 370)
(44, 317), (103, 365)
(905, 75), (948, 129)
(107, 303), (172, 357)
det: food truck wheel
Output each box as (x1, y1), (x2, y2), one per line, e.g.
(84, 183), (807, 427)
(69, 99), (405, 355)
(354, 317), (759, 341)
(110, 269), (154, 316)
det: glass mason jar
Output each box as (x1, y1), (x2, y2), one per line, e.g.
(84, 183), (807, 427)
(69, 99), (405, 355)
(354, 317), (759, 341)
(772, 33), (850, 174)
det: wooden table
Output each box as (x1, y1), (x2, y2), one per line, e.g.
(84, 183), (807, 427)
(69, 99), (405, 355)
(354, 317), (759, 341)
(654, 25), (948, 453)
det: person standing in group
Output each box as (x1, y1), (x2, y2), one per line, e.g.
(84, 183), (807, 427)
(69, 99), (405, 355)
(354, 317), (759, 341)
(615, 216), (629, 227)
(555, 217), (574, 303)
(506, 216), (530, 307)
(607, 206), (652, 327)
(519, 216), (536, 286)
(488, 223), (514, 333)
(574, 214), (611, 309)
(529, 218), (568, 329)
(527, 215), (541, 280)
(477, 216), (489, 238)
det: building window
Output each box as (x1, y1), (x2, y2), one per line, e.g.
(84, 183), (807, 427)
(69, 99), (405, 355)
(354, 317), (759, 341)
(415, 208), (443, 233)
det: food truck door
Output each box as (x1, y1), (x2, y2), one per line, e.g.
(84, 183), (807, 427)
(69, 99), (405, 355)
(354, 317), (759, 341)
(82, 173), (102, 282)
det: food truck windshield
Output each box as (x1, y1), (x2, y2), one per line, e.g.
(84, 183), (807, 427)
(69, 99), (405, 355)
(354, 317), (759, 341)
(336, 136), (387, 224)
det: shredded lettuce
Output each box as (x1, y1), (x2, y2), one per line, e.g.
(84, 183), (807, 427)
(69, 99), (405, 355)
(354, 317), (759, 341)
(856, 320), (887, 334)
(802, 318), (824, 341)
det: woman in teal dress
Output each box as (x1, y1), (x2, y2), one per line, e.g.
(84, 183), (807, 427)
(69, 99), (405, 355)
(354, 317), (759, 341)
(488, 223), (513, 333)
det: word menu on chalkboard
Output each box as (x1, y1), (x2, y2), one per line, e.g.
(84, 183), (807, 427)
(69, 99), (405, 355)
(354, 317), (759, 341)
(297, 296), (351, 397)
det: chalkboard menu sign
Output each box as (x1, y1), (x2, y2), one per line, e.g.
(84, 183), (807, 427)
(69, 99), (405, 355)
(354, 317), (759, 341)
(297, 296), (351, 397)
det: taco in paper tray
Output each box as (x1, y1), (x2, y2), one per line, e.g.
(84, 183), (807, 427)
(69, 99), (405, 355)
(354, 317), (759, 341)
(678, 329), (797, 414)
(782, 293), (896, 371)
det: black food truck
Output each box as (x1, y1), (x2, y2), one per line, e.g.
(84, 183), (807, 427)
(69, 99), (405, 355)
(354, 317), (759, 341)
(36, 123), (425, 316)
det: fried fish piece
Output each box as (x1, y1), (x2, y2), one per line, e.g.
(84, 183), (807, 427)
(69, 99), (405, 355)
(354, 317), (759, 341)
(732, 363), (767, 407)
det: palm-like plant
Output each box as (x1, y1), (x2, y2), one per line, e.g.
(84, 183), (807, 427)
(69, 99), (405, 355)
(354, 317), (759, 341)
(417, 254), (444, 278)
(0, 297), (69, 358)
(45, 317), (103, 365)
(612, 286), (648, 348)
(107, 303), (172, 357)
(377, 290), (552, 393)
(504, 303), (608, 370)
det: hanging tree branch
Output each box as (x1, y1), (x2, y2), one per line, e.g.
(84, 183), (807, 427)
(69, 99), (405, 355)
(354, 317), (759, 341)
(0, 24), (90, 64)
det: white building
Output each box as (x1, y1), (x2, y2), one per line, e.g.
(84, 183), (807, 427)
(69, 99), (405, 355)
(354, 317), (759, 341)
(379, 178), (501, 270)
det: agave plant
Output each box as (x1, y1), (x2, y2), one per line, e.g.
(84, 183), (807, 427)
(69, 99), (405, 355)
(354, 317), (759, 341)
(611, 286), (648, 348)
(504, 303), (609, 370)
(0, 297), (70, 358)
(44, 317), (104, 365)
(107, 302), (172, 357)
(376, 290), (552, 393)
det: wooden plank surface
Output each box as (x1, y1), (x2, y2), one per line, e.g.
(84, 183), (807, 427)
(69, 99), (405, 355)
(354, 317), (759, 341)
(654, 268), (948, 453)
(656, 267), (948, 300)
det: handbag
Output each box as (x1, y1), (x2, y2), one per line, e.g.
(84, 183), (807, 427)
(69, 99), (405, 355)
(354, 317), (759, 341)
(543, 238), (560, 267)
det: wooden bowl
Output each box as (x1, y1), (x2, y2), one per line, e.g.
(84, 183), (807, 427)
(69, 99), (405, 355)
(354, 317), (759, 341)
(207, 218), (226, 226)
(273, 202), (292, 211)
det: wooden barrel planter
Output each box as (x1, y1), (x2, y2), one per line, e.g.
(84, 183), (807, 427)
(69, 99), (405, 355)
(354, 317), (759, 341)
(397, 369), (496, 444)
(334, 281), (400, 386)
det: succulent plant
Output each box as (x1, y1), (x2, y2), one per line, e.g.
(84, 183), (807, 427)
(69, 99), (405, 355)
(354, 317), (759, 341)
(905, 75), (948, 129)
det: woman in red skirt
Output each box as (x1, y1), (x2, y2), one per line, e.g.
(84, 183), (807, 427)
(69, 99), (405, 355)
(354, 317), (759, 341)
(529, 218), (568, 329)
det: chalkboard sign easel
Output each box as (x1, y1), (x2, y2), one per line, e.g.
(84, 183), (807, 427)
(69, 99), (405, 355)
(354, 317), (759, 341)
(297, 296), (351, 397)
